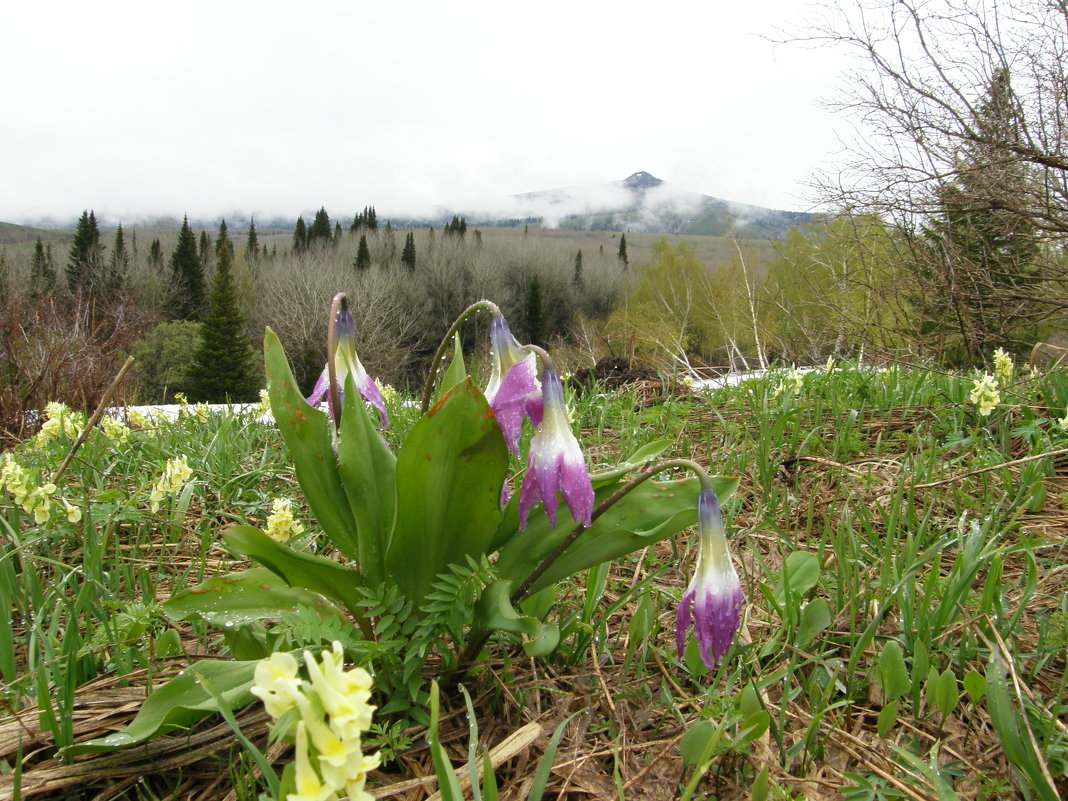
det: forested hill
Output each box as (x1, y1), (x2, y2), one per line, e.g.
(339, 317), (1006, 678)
(495, 172), (817, 239)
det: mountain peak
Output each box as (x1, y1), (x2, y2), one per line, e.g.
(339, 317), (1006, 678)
(622, 171), (663, 191)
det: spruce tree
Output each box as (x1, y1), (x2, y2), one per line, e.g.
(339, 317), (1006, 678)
(367, 205), (377, 230)
(149, 239), (163, 268)
(199, 230), (212, 270)
(30, 236), (56, 296)
(104, 223), (128, 299)
(67, 210), (102, 293)
(308, 207), (332, 245)
(617, 234), (629, 269)
(523, 274), (545, 346)
(293, 216), (308, 253)
(334, 221), (342, 243)
(170, 216), (206, 320)
(245, 217), (259, 263)
(354, 234), (371, 270)
(401, 231), (417, 271)
(215, 219), (234, 264)
(573, 250), (584, 290)
(190, 234), (257, 402)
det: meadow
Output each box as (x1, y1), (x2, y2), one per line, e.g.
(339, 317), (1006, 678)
(1, 355), (1065, 800)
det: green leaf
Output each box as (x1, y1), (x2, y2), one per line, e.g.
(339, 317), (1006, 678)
(527, 713), (579, 801)
(163, 566), (346, 628)
(794, 598), (831, 647)
(428, 681), (465, 801)
(336, 371), (397, 589)
(878, 640), (911, 700)
(589, 440), (674, 489)
(388, 379), (508, 604)
(771, 551), (821, 606)
(933, 668), (959, 719)
(264, 327), (359, 560)
(495, 476), (739, 594)
(436, 333), (468, 402)
(221, 526), (366, 619)
(680, 720), (716, 767)
(60, 659), (260, 756)
(474, 580), (560, 657)
(876, 699), (898, 738)
(962, 669), (985, 703)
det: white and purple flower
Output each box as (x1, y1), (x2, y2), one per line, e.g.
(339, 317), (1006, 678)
(308, 298), (388, 430)
(675, 488), (743, 669)
(484, 316), (540, 454)
(518, 370), (594, 530)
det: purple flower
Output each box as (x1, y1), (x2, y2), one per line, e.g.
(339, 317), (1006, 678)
(307, 300), (388, 430)
(484, 316), (539, 454)
(518, 370), (594, 530)
(675, 489), (743, 670)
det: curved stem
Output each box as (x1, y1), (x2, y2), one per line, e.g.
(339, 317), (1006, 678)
(456, 458), (712, 670)
(419, 299), (503, 414)
(523, 344), (557, 377)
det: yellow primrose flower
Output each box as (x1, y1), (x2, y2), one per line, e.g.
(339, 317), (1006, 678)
(290, 722), (336, 801)
(61, 498), (82, 523)
(35, 402), (86, 446)
(149, 455), (193, 512)
(1058, 413), (1068, 431)
(304, 642), (375, 731)
(993, 348), (1014, 387)
(264, 498), (304, 542)
(256, 388), (272, 416)
(100, 415), (130, 443)
(126, 408), (154, 430)
(969, 373), (1001, 417)
(251, 651), (303, 719)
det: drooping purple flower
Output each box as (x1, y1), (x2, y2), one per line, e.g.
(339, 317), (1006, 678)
(517, 370), (594, 530)
(675, 489), (743, 670)
(484, 316), (540, 454)
(307, 299), (388, 430)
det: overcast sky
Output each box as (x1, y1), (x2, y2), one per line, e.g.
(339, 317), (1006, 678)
(3, 1), (848, 225)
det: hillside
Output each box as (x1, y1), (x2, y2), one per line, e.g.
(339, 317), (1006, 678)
(0, 221), (72, 246)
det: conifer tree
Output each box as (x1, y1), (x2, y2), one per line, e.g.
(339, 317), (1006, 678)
(367, 205), (377, 230)
(104, 223), (129, 298)
(30, 236), (56, 296)
(523, 274), (545, 346)
(334, 221), (342, 242)
(401, 231), (417, 271)
(573, 250), (584, 290)
(354, 234), (371, 270)
(617, 234), (629, 269)
(67, 210), (102, 293)
(245, 217), (259, 263)
(170, 216), (206, 320)
(293, 216), (308, 253)
(190, 232), (257, 402)
(149, 239), (163, 268)
(199, 230), (212, 270)
(308, 207), (332, 245)
(215, 219), (234, 263)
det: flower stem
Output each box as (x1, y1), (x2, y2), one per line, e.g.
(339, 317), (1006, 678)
(456, 458), (712, 670)
(523, 344), (557, 377)
(419, 299), (503, 413)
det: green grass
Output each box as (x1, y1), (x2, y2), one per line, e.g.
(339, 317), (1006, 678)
(2, 362), (1067, 799)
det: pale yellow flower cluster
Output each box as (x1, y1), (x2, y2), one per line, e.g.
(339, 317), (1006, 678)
(0, 455), (81, 524)
(99, 415), (130, 443)
(256, 389), (272, 417)
(772, 367), (805, 400)
(1057, 413), (1068, 431)
(969, 373), (1001, 417)
(149, 455), (193, 512)
(34, 402), (87, 447)
(252, 643), (380, 801)
(264, 498), (305, 542)
(377, 383), (399, 405)
(993, 348), (1014, 387)
(126, 409), (155, 430)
